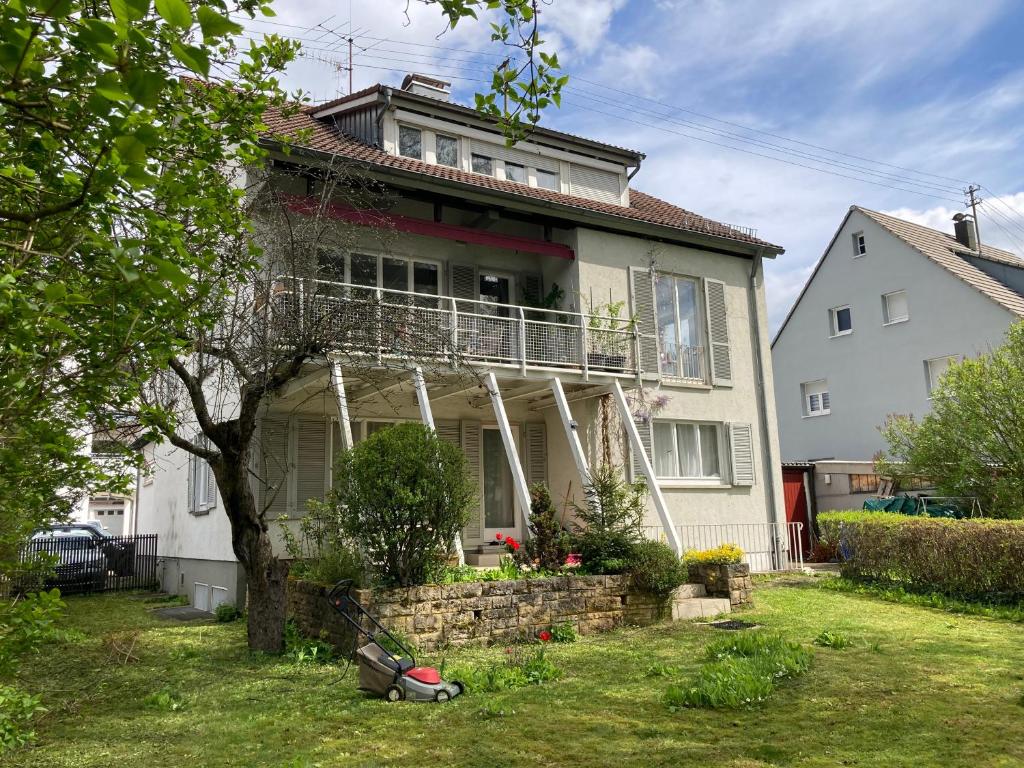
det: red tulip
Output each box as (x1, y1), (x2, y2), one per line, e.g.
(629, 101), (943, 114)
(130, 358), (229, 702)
(538, 630), (552, 642)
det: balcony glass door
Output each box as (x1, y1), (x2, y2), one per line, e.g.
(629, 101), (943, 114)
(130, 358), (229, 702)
(482, 427), (516, 540)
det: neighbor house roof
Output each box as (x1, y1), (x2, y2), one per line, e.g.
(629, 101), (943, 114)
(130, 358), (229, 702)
(261, 97), (783, 253)
(772, 205), (1024, 346)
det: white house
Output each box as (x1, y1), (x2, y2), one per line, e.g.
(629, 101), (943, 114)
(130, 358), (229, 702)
(772, 206), (1024, 510)
(136, 74), (789, 609)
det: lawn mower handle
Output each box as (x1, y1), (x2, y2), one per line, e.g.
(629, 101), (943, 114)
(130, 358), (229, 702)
(327, 579), (417, 669)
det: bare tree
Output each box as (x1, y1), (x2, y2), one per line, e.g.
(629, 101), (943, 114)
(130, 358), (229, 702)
(137, 159), (475, 651)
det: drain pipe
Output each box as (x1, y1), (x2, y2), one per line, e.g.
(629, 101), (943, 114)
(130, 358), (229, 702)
(375, 87), (392, 148)
(747, 248), (783, 567)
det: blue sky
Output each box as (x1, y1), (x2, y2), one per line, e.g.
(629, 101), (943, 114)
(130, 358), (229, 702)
(242, 0), (1024, 330)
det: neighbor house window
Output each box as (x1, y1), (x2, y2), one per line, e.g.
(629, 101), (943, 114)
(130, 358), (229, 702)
(882, 290), (909, 324)
(535, 168), (559, 190)
(471, 153), (493, 175)
(852, 232), (867, 257)
(435, 134), (459, 167)
(828, 305), (852, 337)
(925, 355), (957, 395)
(654, 273), (704, 379)
(652, 421), (722, 480)
(504, 162), (526, 184)
(802, 380), (830, 416)
(398, 125), (422, 159)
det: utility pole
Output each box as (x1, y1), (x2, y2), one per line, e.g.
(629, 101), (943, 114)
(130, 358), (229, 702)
(966, 184), (983, 253)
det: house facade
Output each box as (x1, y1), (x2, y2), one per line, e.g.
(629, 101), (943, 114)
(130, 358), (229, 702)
(136, 75), (788, 609)
(772, 206), (1024, 510)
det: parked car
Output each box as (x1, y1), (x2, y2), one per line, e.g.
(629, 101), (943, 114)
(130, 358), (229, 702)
(28, 528), (109, 594)
(51, 522), (135, 577)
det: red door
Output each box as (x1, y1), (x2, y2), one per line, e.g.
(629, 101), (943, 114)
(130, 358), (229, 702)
(782, 469), (812, 556)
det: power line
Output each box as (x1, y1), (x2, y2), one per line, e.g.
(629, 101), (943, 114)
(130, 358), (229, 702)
(979, 187), (1024, 242)
(977, 202), (1024, 255)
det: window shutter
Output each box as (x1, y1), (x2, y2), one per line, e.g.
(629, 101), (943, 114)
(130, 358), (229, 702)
(186, 453), (196, 513)
(435, 419), (461, 447)
(295, 418), (327, 514)
(520, 273), (542, 305)
(630, 418), (654, 483)
(525, 422), (547, 487)
(205, 456), (217, 511)
(460, 420), (482, 543)
(728, 423), (755, 486)
(703, 278), (733, 386)
(259, 417), (290, 518)
(449, 263), (478, 300)
(569, 164), (621, 204)
(628, 266), (660, 377)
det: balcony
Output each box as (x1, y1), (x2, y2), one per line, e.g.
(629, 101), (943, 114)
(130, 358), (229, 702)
(267, 277), (643, 379)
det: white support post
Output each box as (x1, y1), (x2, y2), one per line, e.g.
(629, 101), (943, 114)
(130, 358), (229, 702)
(610, 380), (683, 556)
(549, 378), (593, 490)
(412, 366), (463, 565)
(485, 372), (533, 529)
(329, 359), (353, 452)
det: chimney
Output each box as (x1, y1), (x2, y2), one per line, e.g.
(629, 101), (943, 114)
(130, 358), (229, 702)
(953, 213), (979, 251)
(400, 73), (451, 102)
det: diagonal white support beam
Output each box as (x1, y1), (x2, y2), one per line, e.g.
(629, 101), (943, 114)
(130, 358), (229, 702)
(611, 380), (683, 556)
(549, 378), (593, 491)
(329, 360), (353, 452)
(485, 372), (533, 529)
(412, 366), (463, 564)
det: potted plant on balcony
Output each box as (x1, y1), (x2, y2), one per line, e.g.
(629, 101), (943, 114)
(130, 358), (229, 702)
(586, 300), (635, 371)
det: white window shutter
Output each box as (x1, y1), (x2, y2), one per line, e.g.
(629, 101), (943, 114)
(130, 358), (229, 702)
(205, 456), (217, 511)
(728, 423), (755, 486)
(628, 266), (660, 377)
(186, 453), (196, 513)
(449, 263), (478, 300)
(295, 418), (327, 514)
(259, 417), (290, 518)
(630, 417), (654, 483)
(704, 278), (733, 386)
(525, 422), (547, 487)
(460, 420), (482, 543)
(435, 420), (461, 447)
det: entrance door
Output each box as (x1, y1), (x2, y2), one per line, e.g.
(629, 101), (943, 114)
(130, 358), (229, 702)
(479, 272), (514, 317)
(782, 469), (812, 556)
(482, 427), (517, 541)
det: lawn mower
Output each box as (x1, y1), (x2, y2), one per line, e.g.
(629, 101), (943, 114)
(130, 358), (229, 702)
(327, 579), (464, 703)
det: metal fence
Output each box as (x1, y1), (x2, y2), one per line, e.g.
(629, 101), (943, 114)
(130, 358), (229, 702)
(644, 522), (806, 573)
(8, 533), (159, 596)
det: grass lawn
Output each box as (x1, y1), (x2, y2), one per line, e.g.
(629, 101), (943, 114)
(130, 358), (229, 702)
(8, 577), (1024, 768)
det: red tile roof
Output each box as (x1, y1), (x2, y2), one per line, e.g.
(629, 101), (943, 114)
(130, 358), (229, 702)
(262, 101), (782, 253)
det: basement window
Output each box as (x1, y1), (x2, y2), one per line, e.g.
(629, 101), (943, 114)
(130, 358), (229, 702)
(398, 125), (422, 160)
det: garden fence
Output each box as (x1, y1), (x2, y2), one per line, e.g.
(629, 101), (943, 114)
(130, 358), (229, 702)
(644, 522), (805, 572)
(7, 533), (159, 596)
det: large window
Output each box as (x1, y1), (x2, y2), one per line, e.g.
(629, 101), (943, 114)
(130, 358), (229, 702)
(882, 290), (908, 324)
(925, 355), (957, 395)
(318, 252), (441, 297)
(435, 134), (459, 167)
(398, 125), (422, 159)
(655, 274), (704, 379)
(828, 305), (852, 337)
(802, 379), (830, 416)
(652, 421), (722, 480)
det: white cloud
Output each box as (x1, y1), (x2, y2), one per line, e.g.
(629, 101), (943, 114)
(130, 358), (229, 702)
(540, 0), (627, 57)
(884, 194), (1024, 256)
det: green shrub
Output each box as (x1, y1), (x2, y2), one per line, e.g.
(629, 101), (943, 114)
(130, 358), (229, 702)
(330, 423), (475, 587)
(214, 603), (240, 623)
(279, 500), (366, 587)
(813, 630), (852, 649)
(516, 484), (572, 571)
(574, 530), (637, 575)
(630, 540), (687, 596)
(666, 632), (812, 710)
(818, 511), (1024, 601)
(448, 646), (560, 693)
(0, 589), (65, 677)
(682, 543), (744, 567)
(547, 622), (578, 644)
(283, 620), (334, 664)
(0, 685), (45, 751)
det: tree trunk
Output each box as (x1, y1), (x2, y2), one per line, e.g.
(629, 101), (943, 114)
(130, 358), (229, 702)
(213, 445), (290, 653)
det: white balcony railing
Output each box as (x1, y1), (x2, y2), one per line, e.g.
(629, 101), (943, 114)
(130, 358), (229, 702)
(643, 522), (807, 572)
(267, 276), (643, 377)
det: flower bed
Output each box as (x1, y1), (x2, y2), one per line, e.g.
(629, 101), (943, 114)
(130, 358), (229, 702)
(287, 575), (671, 652)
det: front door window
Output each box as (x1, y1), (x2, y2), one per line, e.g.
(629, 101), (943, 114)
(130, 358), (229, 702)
(479, 273), (512, 317)
(482, 428), (515, 538)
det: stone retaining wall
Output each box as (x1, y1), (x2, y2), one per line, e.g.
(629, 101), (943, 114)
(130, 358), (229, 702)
(287, 575), (671, 651)
(688, 563), (754, 607)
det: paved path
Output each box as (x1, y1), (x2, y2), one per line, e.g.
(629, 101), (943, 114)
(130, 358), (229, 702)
(153, 606), (214, 621)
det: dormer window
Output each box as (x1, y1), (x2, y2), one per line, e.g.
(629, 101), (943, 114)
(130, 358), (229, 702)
(536, 168), (558, 191)
(471, 153), (493, 176)
(505, 162), (526, 184)
(436, 134), (459, 167)
(398, 125), (422, 159)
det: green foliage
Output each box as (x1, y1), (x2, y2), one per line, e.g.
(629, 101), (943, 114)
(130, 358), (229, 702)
(279, 501), (366, 587)
(0, 685), (45, 752)
(440, 557), (548, 583)
(142, 687), (186, 712)
(820, 576), (1024, 623)
(214, 603), (240, 623)
(283, 620), (334, 665)
(682, 543), (744, 567)
(547, 622), (578, 644)
(448, 646), (560, 693)
(877, 321), (1024, 518)
(0, 590), (65, 677)
(330, 423), (474, 587)
(818, 512), (1024, 601)
(573, 464), (646, 575)
(813, 630), (852, 649)
(629, 540), (687, 596)
(666, 632), (812, 709)
(574, 530), (637, 575)
(517, 484), (571, 571)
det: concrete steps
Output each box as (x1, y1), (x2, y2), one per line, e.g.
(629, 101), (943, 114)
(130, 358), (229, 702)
(671, 582), (731, 620)
(464, 547), (504, 567)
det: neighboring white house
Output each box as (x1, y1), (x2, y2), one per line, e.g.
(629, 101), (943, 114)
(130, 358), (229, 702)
(772, 206), (1024, 509)
(135, 74), (789, 609)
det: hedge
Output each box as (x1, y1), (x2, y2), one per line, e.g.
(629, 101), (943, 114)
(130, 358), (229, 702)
(818, 511), (1024, 601)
